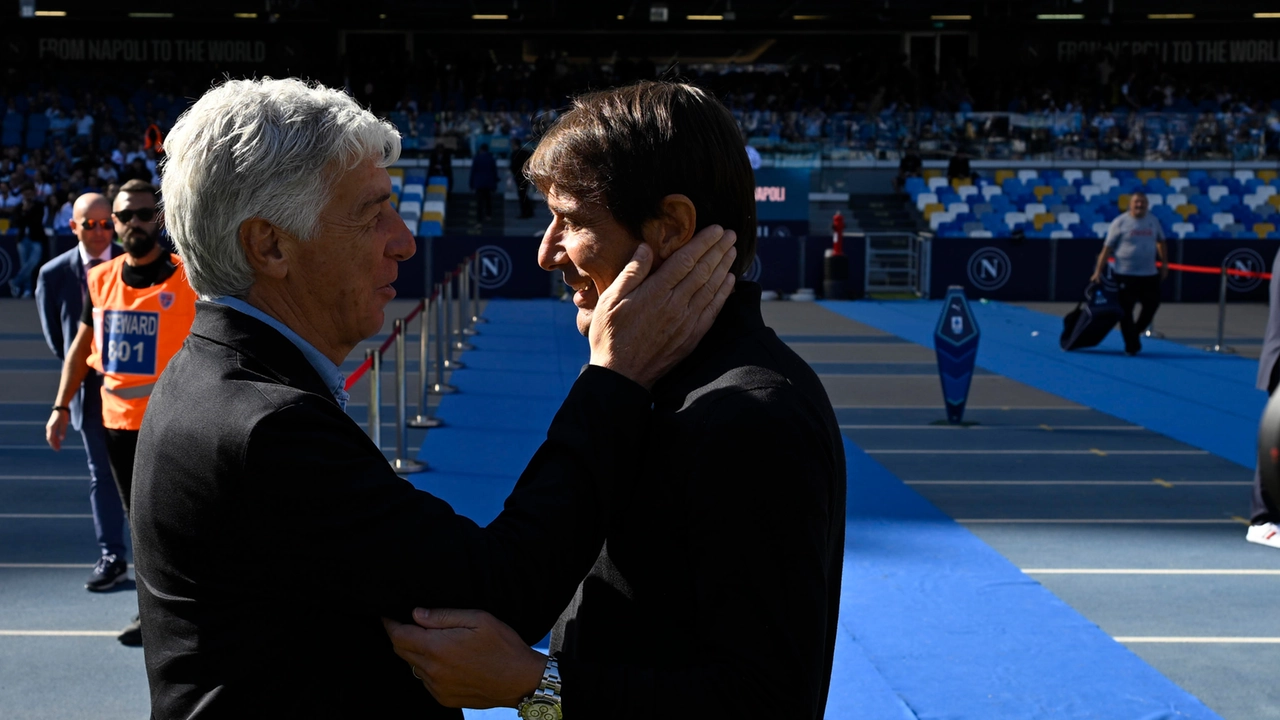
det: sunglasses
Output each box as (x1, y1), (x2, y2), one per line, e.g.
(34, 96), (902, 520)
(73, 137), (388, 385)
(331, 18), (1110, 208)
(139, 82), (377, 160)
(113, 208), (157, 223)
(80, 218), (113, 230)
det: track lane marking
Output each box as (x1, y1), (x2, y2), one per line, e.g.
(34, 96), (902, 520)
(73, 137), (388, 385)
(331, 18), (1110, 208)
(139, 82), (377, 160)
(867, 450), (1207, 455)
(958, 518), (1240, 524)
(0, 630), (120, 637)
(1025, 569), (1280, 575)
(906, 480), (1250, 486)
(839, 425), (1142, 431)
(1115, 637), (1280, 644)
(0, 514), (92, 519)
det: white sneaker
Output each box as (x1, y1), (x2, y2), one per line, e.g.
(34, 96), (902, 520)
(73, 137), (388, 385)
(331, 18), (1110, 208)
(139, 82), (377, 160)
(1247, 522), (1280, 549)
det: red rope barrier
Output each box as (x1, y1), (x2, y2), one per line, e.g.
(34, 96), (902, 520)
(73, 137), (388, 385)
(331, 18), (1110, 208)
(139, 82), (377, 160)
(1108, 258), (1274, 280)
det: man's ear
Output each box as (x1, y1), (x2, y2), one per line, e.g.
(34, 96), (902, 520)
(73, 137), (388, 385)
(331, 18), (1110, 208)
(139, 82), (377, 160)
(239, 218), (289, 280)
(642, 194), (697, 261)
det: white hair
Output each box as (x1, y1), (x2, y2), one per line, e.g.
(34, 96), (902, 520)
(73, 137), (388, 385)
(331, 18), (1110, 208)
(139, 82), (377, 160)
(161, 77), (400, 299)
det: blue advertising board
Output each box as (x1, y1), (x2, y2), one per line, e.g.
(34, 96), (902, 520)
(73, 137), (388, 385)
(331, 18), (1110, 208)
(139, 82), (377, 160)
(928, 238), (1054, 301)
(753, 168), (810, 222)
(934, 286), (980, 424)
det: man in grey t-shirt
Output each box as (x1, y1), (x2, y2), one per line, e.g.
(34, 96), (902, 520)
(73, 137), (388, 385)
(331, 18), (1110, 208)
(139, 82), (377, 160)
(1090, 191), (1168, 355)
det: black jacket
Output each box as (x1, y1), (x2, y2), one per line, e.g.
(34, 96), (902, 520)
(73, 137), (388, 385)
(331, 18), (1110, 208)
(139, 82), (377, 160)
(132, 302), (650, 718)
(551, 283), (847, 718)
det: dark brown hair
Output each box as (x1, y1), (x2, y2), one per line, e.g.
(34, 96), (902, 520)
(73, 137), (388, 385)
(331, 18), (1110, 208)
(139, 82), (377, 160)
(526, 81), (756, 276)
(117, 179), (158, 204)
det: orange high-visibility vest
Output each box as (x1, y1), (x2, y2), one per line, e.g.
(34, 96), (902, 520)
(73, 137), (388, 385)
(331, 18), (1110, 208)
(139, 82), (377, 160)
(86, 254), (196, 430)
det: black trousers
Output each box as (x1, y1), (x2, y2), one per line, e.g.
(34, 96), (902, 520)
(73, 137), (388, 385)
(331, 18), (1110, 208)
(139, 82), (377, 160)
(104, 428), (139, 519)
(1115, 273), (1162, 352)
(515, 180), (533, 218)
(475, 188), (493, 221)
(1253, 361), (1280, 524)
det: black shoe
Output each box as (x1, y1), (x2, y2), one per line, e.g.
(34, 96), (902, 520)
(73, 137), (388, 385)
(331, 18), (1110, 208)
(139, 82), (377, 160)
(85, 554), (128, 592)
(118, 615), (142, 647)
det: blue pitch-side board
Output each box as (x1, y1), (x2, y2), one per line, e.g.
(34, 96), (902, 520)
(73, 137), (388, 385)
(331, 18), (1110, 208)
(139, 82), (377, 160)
(934, 286), (980, 424)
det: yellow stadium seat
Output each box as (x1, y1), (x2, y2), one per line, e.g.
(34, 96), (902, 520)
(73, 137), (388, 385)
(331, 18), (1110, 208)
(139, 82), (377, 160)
(1175, 204), (1198, 219)
(994, 170), (1015, 184)
(1033, 185), (1054, 200)
(426, 183), (448, 195)
(0, 218), (9, 234)
(1119, 194), (1131, 211)
(422, 211), (444, 222)
(922, 203), (944, 218)
(1136, 170), (1156, 183)
(1256, 223), (1276, 238)
(1159, 169), (1182, 182)
(1033, 212), (1055, 230)
(1269, 195), (1280, 209)
(923, 169), (943, 179)
(388, 168), (405, 179)
(1260, 170), (1278, 183)
(950, 177), (972, 189)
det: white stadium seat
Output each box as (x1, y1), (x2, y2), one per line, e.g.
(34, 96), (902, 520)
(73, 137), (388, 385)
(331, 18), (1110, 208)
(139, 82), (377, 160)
(916, 192), (939, 211)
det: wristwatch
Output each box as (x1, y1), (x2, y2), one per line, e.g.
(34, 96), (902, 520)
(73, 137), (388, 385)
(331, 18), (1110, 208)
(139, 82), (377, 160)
(516, 656), (562, 720)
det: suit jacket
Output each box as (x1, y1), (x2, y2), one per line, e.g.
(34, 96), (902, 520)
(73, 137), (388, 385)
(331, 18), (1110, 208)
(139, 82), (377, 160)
(35, 243), (122, 429)
(131, 302), (650, 718)
(1260, 246), (1280, 391)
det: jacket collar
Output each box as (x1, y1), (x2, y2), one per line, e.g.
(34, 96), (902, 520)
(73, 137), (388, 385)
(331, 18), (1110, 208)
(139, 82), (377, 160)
(651, 281), (767, 399)
(190, 301), (338, 406)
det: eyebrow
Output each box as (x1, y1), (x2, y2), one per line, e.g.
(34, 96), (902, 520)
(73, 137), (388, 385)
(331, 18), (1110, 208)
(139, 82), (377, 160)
(358, 193), (391, 214)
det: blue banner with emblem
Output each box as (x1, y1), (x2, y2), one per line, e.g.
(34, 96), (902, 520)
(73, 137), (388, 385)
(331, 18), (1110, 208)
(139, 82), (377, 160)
(934, 286), (980, 424)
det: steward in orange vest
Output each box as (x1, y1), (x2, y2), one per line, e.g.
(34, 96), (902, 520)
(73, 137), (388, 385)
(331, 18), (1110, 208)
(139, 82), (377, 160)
(85, 253), (197, 430)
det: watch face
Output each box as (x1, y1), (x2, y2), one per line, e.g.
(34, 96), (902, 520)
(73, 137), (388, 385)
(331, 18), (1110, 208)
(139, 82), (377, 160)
(519, 699), (562, 720)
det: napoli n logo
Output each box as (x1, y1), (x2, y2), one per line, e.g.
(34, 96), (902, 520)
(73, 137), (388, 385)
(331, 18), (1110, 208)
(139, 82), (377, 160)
(742, 255), (762, 283)
(471, 245), (513, 289)
(966, 247), (1011, 292)
(1223, 248), (1266, 293)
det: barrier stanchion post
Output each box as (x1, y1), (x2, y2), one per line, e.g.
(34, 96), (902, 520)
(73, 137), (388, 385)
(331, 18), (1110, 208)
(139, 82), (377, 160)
(409, 297), (442, 427)
(1204, 263), (1236, 354)
(461, 257), (478, 336)
(392, 319), (428, 474)
(452, 269), (475, 351)
(442, 272), (466, 369)
(472, 254), (488, 324)
(367, 348), (381, 449)
(431, 283), (458, 395)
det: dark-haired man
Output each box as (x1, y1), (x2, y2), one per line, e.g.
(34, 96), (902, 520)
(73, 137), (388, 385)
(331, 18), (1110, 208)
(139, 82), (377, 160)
(387, 81), (847, 719)
(45, 179), (198, 646)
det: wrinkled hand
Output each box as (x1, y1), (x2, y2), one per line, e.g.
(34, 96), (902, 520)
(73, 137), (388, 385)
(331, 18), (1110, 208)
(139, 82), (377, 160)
(589, 225), (737, 389)
(382, 609), (547, 709)
(46, 409), (69, 451)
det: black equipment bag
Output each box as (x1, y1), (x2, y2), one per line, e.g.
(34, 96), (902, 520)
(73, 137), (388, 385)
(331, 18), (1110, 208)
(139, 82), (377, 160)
(1061, 283), (1122, 351)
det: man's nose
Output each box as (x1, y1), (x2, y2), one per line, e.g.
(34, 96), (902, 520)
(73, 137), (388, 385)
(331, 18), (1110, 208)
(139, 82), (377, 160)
(537, 223), (562, 271)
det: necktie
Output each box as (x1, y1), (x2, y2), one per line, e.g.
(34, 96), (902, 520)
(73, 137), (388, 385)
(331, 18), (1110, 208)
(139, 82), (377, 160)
(82, 257), (103, 298)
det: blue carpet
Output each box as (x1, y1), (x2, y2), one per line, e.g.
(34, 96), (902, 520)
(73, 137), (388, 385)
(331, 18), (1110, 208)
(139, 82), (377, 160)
(821, 300), (1265, 468)
(407, 299), (1220, 719)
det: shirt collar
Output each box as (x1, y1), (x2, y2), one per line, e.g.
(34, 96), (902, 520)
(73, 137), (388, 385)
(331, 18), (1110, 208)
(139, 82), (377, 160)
(209, 296), (351, 410)
(77, 241), (113, 268)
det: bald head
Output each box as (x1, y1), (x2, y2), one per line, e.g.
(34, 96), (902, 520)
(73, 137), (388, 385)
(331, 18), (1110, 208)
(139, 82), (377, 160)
(71, 192), (115, 257)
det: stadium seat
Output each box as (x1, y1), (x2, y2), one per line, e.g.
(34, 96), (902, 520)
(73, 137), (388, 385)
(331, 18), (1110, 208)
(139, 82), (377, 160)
(1168, 177), (1191, 192)
(402, 219), (418, 235)
(1171, 222), (1195, 239)
(1207, 185), (1230, 203)
(1062, 169), (1084, 184)
(1135, 170), (1155, 184)
(1119, 194), (1131, 211)
(1081, 185), (1104, 201)
(1166, 193), (1188, 208)
(1050, 230), (1073, 239)
(1031, 185), (1052, 201)
(423, 200), (445, 217)
(922, 202), (944, 218)
(1270, 195), (1280, 210)
(1017, 169), (1038, 182)
(0, 218), (8, 234)
(946, 202), (969, 216)
(981, 185), (1003, 201)
(1057, 212), (1081, 228)
(916, 192), (939, 211)
(957, 185), (979, 199)
(399, 201), (422, 221)
(929, 212), (956, 231)
(1033, 212), (1055, 230)
(1258, 185), (1278, 198)
(1259, 170), (1279, 183)
(950, 177), (972, 189)
(1091, 222), (1110, 238)
(1004, 212), (1028, 230)
(1024, 202), (1047, 217)
(905, 177), (928, 195)
(1235, 170), (1256, 182)
(927, 176), (950, 191)
(993, 170), (1015, 184)
(1256, 223), (1277, 238)
(923, 169), (943, 180)
(968, 230), (993, 239)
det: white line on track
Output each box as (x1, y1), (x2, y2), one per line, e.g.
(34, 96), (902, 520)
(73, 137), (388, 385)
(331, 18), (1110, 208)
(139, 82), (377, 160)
(907, 480), (1251, 486)
(958, 518), (1240, 524)
(1025, 568), (1280, 575)
(831, 405), (1091, 410)
(1115, 637), (1280, 643)
(867, 449), (1208, 455)
(0, 514), (92, 519)
(0, 630), (119, 637)
(840, 425), (1142, 431)
(0, 563), (94, 568)
(0, 475), (86, 480)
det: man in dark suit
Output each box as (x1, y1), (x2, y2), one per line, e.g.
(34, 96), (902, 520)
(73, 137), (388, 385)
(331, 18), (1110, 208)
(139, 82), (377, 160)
(35, 192), (128, 591)
(1250, 245), (1280, 549)
(130, 77), (736, 718)
(470, 142), (499, 223)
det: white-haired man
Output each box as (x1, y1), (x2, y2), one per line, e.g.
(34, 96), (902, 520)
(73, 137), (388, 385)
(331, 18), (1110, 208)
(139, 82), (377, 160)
(131, 77), (736, 718)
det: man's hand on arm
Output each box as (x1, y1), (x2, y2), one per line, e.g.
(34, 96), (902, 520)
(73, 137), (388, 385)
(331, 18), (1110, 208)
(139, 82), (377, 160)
(46, 322), (94, 451)
(1090, 247), (1112, 284)
(589, 225), (737, 389)
(382, 609), (546, 709)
